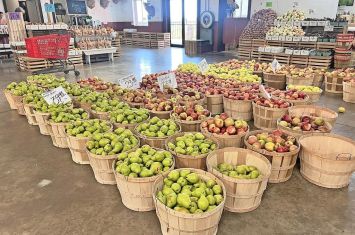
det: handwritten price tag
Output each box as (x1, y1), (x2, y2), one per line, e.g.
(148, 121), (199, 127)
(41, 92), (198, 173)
(271, 59), (281, 73)
(117, 74), (140, 89)
(42, 86), (72, 105)
(198, 59), (209, 74)
(157, 73), (177, 91)
(259, 85), (271, 100)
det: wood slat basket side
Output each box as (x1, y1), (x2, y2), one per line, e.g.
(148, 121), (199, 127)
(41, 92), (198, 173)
(91, 110), (110, 120)
(206, 94), (224, 115)
(287, 105), (338, 127)
(304, 91), (322, 103)
(78, 101), (92, 112)
(200, 122), (249, 148)
(127, 101), (144, 109)
(223, 97), (253, 121)
(134, 120), (181, 149)
(286, 75), (314, 86)
(206, 147), (271, 213)
(325, 76), (343, 94)
(343, 82), (355, 103)
(67, 135), (90, 164)
(244, 130), (300, 183)
(299, 133), (355, 188)
(152, 168), (226, 235)
(33, 111), (51, 135)
(165, 132), (220, 170)
(87, 142), (139, 185)
(112, 148), (175, 212)
(48, 121), (69, 148)
(149, 110), (171, 119)
(277, 118), (332, 140)
(252, 102), (290, 131)
(24, 103), (38, 125)
(263, 72), (286, 90)
(16, 98), (26, 116)
(3, 90), (18, 110)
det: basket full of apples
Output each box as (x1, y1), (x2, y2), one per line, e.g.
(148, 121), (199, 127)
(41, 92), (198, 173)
(144, 97), (176, 119)
(277, 114), (332, 139)
(173, 89), (205, 107)
(170, 104), (210, 132)
(244, 129), (300, 183)
(287, 85), (322, 103)
(271, 89), (309, 106)
(200, 113), (249, 148)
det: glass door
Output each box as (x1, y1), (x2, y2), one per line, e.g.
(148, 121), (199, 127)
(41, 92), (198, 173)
(184, 0), (198, 41)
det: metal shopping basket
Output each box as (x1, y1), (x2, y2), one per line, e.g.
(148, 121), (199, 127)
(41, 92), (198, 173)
(25, 34), (80, 76)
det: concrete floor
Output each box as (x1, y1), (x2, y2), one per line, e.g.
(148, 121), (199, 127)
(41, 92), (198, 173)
(0, 47), (354, 235)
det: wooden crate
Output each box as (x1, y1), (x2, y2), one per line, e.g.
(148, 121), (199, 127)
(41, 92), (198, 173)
(274, 53), (291, 65)
(150, 33), (157, 40)
(290, 55), (308, 67)
(252, 39), (266, 47)
(123, 32), (133, 38)
(317, 42), (336, 50)
(124, 38), (133, 46)
(132, 33), (139, 39)
(299, 42), (317, 49)
(156, 33), (170, 41)
(266, 40), (282, 47)
(20, 56), (47, 72)
(67, 55), (83, 66)
(258, 52), (274, 63)
(282, 41), (299, 48)
(308, 56), (332, 69)
(150, 40), (166, 49)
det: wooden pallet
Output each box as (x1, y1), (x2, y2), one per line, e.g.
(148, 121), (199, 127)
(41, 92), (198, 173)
(124, 39), (133, 46)
(150, 40), (166, 49)
(239, 39), (252, 47)
(150, 33), (157, 40)
(19, 56), (48, 72)
(308, 56), (332, 68)
(282, 41), (299, 48)
(258, 52), (274, 63)
(252, 39), (266, 46)
(274, 53), (291, 65)
(299, 42), (317, 49)
(290, 55), (308, 67)
(157, 33), (170, 41)
(132, 33), (139, 39)
(123, 32), (133, 38)
(238, 51), (251, 60)
(267, 41), (282, 47)
(251, 51), (259, 59)
(317, 42), (336, 50)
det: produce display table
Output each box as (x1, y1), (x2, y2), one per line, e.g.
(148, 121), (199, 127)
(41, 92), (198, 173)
(82, 47), (117, 65)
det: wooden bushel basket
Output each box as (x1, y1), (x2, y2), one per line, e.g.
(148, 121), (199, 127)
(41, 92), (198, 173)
(23, 104), (37, 125)
(3, 90), (18, 110)
(206, 147), (271, 213)
(206, 94), (223, 115)
(325, 76), (343, 94)
(223, 97), (253, 121)
(149, 110), (171, 119)
(343, 81), (355, 103)
(48, 121), (69, 148)
(278, 96), (310, 106)
(127, 101), (144, 109)
(304, 90), (322, 103)
(277, 118), (332, 140)
(16, 98), (26, 116)
(299, 133), (355, 188)
(288, 105), (338, 127)
(263, 72), (286, 90)
(178, 97), (206, 107)
(286, 75), (314, 86)
(152, 168), (226, 235)
(113, 122), (138, 131)
(165, 132), (219, 170)
(244, 130), (300, 183)
(134, 120), (181, 149)
(91, 110), (109, 120)
(112, 150), (175, 212)
(312, 73), (324, 87)
(171, 111), (208, 132)
(200, 122), (249, 148)
(252, 102), (289, 131)
(33, 111), (51, 135)
(79, 101), (92, 111)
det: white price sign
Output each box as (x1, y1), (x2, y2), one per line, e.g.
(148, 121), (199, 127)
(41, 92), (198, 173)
(271, 59), (281, 73)
(324, 25), (334, 32)
(117, 74), (140, 89)
(42, 86), (71, 105)
(198, 58), (209, 74)
(259, 85), (271, 100)
(157, 73), (177, 91)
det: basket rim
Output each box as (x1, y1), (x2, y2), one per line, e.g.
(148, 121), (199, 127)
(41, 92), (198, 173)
(286, 85), (323, 94)
(223, 96), (254, 103)
(252, 100), (292, 110)
(288, 105), (338, 119)
(170, 110), (210, 124)
(244, 130), (300, 157)
(206, 147), (272, 183)
(152, 167), (226, 219)
(200, 118), (250, 139)
(164, 131), (220, 159)
(276, 118), (332, 134)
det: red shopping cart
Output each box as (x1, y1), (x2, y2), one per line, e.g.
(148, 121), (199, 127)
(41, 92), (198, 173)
(25, 34), (80, 76)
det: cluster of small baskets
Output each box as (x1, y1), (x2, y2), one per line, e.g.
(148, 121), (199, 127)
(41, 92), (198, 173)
(3, 75), (355, 235)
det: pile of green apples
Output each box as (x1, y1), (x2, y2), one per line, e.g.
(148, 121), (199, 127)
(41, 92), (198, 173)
(49, 108), (89, 123)
(63, 83), (93, 97)
(167, 133), (217, 156)
(75, 91), (110, 105)
(156, 169), (224, 214)
(6, 82), (42, 96)
(26, 74), (65, 87)
(66, 119), (111, 138)
(86, 128), (139, 155)
(287, 85), (322, 93)
(33, 100), (72, 113)
(176, 63), (201, 74)
(109, 107), (149, 124)
(91, 99), (129, 113)
(23, 93), (44, 105)
(136, 117), (179, 138)
(216, 163), (261, 179)
(115, 145), (174, 177)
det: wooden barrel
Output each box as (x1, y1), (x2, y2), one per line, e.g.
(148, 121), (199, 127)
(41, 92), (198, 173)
(66, 135), (90, 164)
(325, 76), (343, 94)
(288, 105), (338, 127)
(201, 123), (249, 148)
(343, 81), (355, 103)
(23, 104), (37, 125)
(48, 121), (69, 148)
(112, 150), (175, 211)
(244, 130), (300, 183)
(252, 102), (289, 131)
(312, 73), (324, 87)
(277, 118), (332, 139)
(91, 110), (109, 120)
(286, 75), (314, 86)
(33, 111), (51, 135)
(263, 72), (286, 90)
(152, 168), (226, 235)
(3, 90), (18, 110)
(165, 132), (219, 170)
(206, 94), (223, 115)
(299, 133), (355, 188)
(206, 147), (271, 213)
(223, 97), (252, 121)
